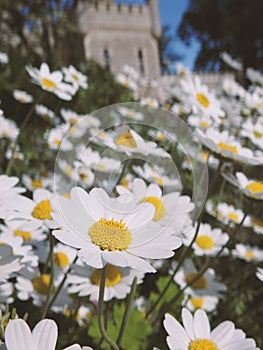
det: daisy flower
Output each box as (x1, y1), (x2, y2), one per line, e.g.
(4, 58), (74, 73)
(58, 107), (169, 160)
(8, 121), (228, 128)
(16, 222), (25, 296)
(140, 97), (159, 108)
(181, 76), (225, 119)
(132, 163), (180, 189)
(0, 282), (14, 308)
(116, 73), (138, 91)
(220, 51), (243, 70)
(246, 67), (263, 86)
(62, 65), (88, 90)
(206, 201), (251, 227)
(1, 220), (46, 244)
(196, 129), (262, 165)
(60, 108), (85, 125)
(173, 259), (226, 297)
(68, 263), (144, 301)
(184, 294), (219, 312)
(183, 223), (228, 256)
(13, 90), (33, 103)
(117, 106), (144, 121)
(222, 77), (245, 98)
(224, 171), (263, 200)
(240, 118), (263, 150)
(163, 308), (257, 350)
(0, 245), (22, 283)
(22, 174), (53, 192)
(116, 179), (193, 234)
(187, 114), (216, 131)
(0, 52), (8, 64)
(51, 187), (182, 273)
(77, 146), (100, 168)
(256, 267), (263, 282)
(0, 175), (25, 219)
(26, 63), (75, 101)
(251, 217), (263, 235)
(4, 318), (91, 350)
(93, 125), (170, 158)
(0, 115), (19, 140)
(6, 189), (57, 231)
(35, 104), (56, 122)
(47, 124), (73, 151)
(232, 243), (263, 262)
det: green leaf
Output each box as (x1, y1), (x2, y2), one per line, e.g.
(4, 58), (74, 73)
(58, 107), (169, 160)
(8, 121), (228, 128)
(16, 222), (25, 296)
(88, 303), (152, 350)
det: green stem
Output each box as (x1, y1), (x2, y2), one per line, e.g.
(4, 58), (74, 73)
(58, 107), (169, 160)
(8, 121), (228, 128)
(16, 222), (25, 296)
(41, 233), (55, 319)
(116, 277), (137, 347)
(46, 255), (78, 311)
(98, 266), (119, 350)
(146, 221), (201, 319)
(112, 159), (131, 193)
(6, 93), (45, 175)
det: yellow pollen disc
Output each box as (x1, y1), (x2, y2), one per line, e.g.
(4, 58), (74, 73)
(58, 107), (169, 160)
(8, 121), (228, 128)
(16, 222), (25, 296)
(91, 265), (122, 287)
(228, 212), (239, 222)
(19, 97), (26, 102)
(31, 200), (52, 220)
(79, 173), (88, 180)
(97, 164), (106, 170)
(32, 274), (51, 295)
(245, 250), (255, 259)
(31, 179), (43, 189)
(164, 103), (171, 110)
(54, 252), (70, 267)
(140, 196), (166, 221)
(72, 74), (79, 81)
(157, 133), (166, 141)
(65, 166), (73, 176)
(189, 339), (218, 350)
(200, 121), (210, 128)
(41, 77), (56, 89)
(115, 131), (137, 148)
(151, 176), (163, 186)
(54, 139), (62, 146)
(253, 130), (262, 139)
(120, 177), (129, 188)
(88, 218), (132, 251)
(2, 131), (9, 137)
(69, 117), (78, 124)
(217, 142), (238, 155)
(124, 81), (130, 88)
(196, 235), (214, 249)
(190, 296), (204, 309)
(201, 151), (209, 161)
(186, 273), (208, 290)
(14, 229), (31, 241)
(245, 181), (263, 194)
(196, 93), (210, 108)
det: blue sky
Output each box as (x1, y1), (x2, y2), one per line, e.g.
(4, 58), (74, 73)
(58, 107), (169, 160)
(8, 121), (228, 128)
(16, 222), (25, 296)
(115, 0), (199, 69)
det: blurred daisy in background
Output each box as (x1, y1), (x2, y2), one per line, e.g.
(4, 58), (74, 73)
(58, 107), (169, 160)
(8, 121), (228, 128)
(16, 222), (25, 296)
(232, 243), (263, 262)
(13, 90), (33, 103)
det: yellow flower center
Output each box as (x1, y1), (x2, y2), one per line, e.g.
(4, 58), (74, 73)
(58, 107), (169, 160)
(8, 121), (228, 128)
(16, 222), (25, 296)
(32, 274), (51, 294)
(164, 103), (171, 111)
(253, 130), (262, 139)
(31, 179), (43, 189)
(217, 142), (238, 155)
(97, 164), (106, 170)
(200, 121), (210, 128)
(201, 151), (209, 161)
(14, 229), (31, 241)
(31, 200), (53, 220)
(41, 78), (56, 89)
(186, 273), (208, 290)
(190, 296), (204, 309)
(228, 212), (239, 222)
(18, 96), (26, 102)
(115, 131), (137, 148)
(91, 265), (122, 287)
(245, 250), (255, 259)
(120, 177), (129, 188)
(139, 196), (166, 221)
(151, 176), (163, 186)
(72, 74), (79, 82)
(196, 93), (210, 108)
(54, 252), (70, 267)
(124, 81), (130, 88)
(79, 173), (89, 180)
(157, 133), (166, 141)
(88, 218), (132, 251)
(253, 218), (263, 227)
(189, 339), (218, 350)
(54, 139), (62, 146)
(196, 235), (214, 249)
(69, 117), (78, 124)
(245, 181), (263, 194)
(64, 165), (73, 176)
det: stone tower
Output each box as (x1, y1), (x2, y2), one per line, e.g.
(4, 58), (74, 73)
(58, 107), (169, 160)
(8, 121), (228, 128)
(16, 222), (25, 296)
(77, 0), (162, 77)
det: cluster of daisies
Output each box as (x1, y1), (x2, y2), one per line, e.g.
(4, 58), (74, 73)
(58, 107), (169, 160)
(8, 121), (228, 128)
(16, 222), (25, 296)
(0, 50), (262, 350)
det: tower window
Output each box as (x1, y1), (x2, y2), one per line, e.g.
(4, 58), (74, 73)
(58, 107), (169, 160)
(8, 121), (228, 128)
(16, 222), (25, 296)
(103, 48), (110, 70)
(138, 49), (145, 74)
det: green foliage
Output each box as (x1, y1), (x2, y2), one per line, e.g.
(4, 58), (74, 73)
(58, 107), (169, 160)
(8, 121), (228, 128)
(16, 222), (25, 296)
(88, 303), (152, 350)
